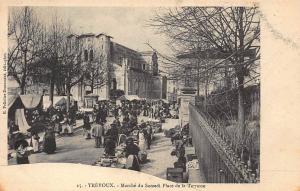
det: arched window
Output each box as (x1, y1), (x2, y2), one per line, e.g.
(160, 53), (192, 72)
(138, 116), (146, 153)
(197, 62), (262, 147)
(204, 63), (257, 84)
(84, 50), (88, 61)
(89, 49), (94, 61)
(112, 78), (117, 90)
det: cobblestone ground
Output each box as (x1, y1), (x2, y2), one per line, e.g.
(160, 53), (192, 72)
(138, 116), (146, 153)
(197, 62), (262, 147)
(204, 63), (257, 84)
(8, 117), (116, 165)
(8, 117), (179, 174)
(8, 127), (104, 165)
(140, 119), (179, 179)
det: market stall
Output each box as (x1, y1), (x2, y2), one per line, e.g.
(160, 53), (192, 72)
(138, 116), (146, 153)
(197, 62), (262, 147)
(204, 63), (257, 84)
(8, 94), (43, 133)
(43, 96), (75, 110)
(117, 95), (141, 101)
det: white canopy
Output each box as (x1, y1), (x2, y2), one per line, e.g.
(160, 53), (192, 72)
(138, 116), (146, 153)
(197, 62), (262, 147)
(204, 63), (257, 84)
(117, 95), (141, 101)
(43, 96), (74, 109)
(98, 97), (107, 101)
(161, 99), (169, 103)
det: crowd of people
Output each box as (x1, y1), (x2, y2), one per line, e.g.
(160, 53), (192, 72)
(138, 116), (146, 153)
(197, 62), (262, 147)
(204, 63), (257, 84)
(87, 101), (158, 156)
(8, 99), (178, 166)
(81, 100), (176, 171)
(168, 123), (192, 174)
(8, 102), (78, 164)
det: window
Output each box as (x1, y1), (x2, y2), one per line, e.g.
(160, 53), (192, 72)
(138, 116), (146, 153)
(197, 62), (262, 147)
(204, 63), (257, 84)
(120, 56), (123, 65)
(89, 49), (94, 61)
(84, 50), (88, 61)
(142, 64), (145, 70)
(127, 58), (130, 66)
(112, 78), (117, 90)
(86, 99), (93, 108)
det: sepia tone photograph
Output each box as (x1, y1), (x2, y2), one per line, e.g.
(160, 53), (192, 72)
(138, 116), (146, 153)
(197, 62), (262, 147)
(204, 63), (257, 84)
(6, 6), (260, 183)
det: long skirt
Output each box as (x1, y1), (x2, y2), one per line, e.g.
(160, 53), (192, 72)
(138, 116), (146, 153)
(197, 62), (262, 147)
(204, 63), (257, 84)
(139, 138), (147, 153)
(16, 157), (29, 164)
(43, 137), (56, 154)
(126, 155), (140, 171)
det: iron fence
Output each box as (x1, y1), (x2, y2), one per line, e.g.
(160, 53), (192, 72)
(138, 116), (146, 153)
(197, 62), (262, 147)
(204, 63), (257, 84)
(189, 104), (259, 183)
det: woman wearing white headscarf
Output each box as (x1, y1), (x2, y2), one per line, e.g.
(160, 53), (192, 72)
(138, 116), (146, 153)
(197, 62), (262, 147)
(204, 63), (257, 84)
(138, 128), (147, 153)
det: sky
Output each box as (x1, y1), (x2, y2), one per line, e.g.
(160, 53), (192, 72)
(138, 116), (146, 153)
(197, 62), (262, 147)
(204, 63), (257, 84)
(31, 7), (173, 56)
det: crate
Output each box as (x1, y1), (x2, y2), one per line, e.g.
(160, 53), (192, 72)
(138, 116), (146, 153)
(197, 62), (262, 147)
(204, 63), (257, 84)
(166, 168), (184, 183)
(186, 154), (198, 162)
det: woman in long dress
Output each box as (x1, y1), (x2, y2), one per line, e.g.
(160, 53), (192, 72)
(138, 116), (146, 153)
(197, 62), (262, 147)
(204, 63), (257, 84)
(43, 125), (56, 154)
(138, 129), (147, 153)
(83, 114), (91, 139)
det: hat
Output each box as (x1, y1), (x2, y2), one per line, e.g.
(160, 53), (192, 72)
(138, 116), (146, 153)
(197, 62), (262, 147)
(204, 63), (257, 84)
(14, 132), (26, 142)
(13, 132), (29, 148)
(126, 137), (134, 143)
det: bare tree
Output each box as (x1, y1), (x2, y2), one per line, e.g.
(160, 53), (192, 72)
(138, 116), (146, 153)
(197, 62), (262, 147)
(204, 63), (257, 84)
(8, 7), (43, 94)
(150, 7), (260, 142)
(84, 53), (108, 94)
(62, 37), (86, 112)
(37, 14), (70, 103)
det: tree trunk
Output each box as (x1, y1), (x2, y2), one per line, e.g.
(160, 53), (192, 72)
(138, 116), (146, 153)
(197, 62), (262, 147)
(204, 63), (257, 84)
(204, 63), (208, 110)
(20, 51), (27, 95)
(20, 83), (25, 95)
(237, 7), (246, 151)
(197, 61), (200, 96)
(49, 71), (55, 105)
(66, 86), (71, 113)
(237, 75), (245, 139)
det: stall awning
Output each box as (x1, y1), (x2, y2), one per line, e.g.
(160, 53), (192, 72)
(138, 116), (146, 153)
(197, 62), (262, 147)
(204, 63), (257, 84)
(43, 96), (75, 109)
(84, 93), (99, 98)
(117, 95), (141, 101)
(8, 94), (19, 110)
(162, 99), (169, 103)
(19, 95), (42, 109)
(15, 108), (30, 133)
(98, 97), (107, 101)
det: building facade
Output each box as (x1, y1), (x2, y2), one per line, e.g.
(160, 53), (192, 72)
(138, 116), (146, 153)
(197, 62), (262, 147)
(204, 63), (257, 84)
(8, 33), (168, 102)
(67, 33), (166, 101)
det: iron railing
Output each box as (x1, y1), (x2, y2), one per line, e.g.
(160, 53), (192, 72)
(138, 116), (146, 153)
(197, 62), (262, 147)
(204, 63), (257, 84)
(189, 104), (259, 183)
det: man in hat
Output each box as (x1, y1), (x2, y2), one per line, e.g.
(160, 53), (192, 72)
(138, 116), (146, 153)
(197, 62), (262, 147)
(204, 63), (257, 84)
(106, 122), (119, 146)
(83, 113), (92, 139)
(92, 119), (104, 148)
(146, 124), (153, 149)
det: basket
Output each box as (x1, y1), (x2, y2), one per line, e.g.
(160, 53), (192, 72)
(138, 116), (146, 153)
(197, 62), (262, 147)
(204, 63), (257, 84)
(166, 168), (184, 183)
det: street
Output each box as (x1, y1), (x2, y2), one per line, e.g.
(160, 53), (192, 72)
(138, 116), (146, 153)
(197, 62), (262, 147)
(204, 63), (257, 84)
(6, 6), (261, 184)
(9, 127), (102, 165)
(141, 118), (179, 178)
(8, 117), (180, 180)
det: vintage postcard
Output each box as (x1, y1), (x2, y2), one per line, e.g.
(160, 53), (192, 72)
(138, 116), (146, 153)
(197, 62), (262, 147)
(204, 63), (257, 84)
(0, 0), (299, 191)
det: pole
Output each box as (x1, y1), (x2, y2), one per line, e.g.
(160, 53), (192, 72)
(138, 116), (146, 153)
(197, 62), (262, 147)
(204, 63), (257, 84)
(197, 61), (200, 96)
